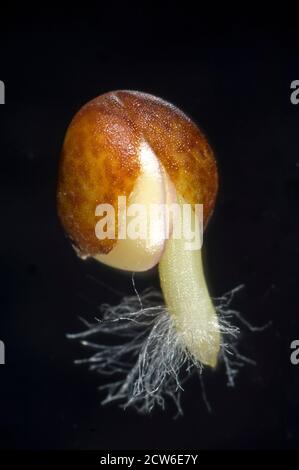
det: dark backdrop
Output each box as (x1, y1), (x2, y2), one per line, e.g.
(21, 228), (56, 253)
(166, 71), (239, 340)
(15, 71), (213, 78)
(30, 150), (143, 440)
(0, 6), (299, 450)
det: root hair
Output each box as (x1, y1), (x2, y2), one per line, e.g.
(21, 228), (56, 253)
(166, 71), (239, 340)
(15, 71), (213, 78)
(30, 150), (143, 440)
(68, 285), (255, 414)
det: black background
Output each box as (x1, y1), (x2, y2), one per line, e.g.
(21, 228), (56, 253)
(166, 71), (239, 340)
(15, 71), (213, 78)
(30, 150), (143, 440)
(0, 5), (299, 450)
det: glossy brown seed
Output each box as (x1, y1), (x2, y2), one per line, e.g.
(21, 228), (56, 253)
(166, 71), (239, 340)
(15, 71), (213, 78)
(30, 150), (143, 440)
(57, 91), (218, 256)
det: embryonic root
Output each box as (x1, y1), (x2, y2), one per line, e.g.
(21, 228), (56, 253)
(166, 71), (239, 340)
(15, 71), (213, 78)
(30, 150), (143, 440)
(67, 284), (259, 415)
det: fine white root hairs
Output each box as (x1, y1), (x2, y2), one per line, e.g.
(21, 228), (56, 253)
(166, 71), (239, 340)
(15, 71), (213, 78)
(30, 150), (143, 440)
(68, 285), (255, 415)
